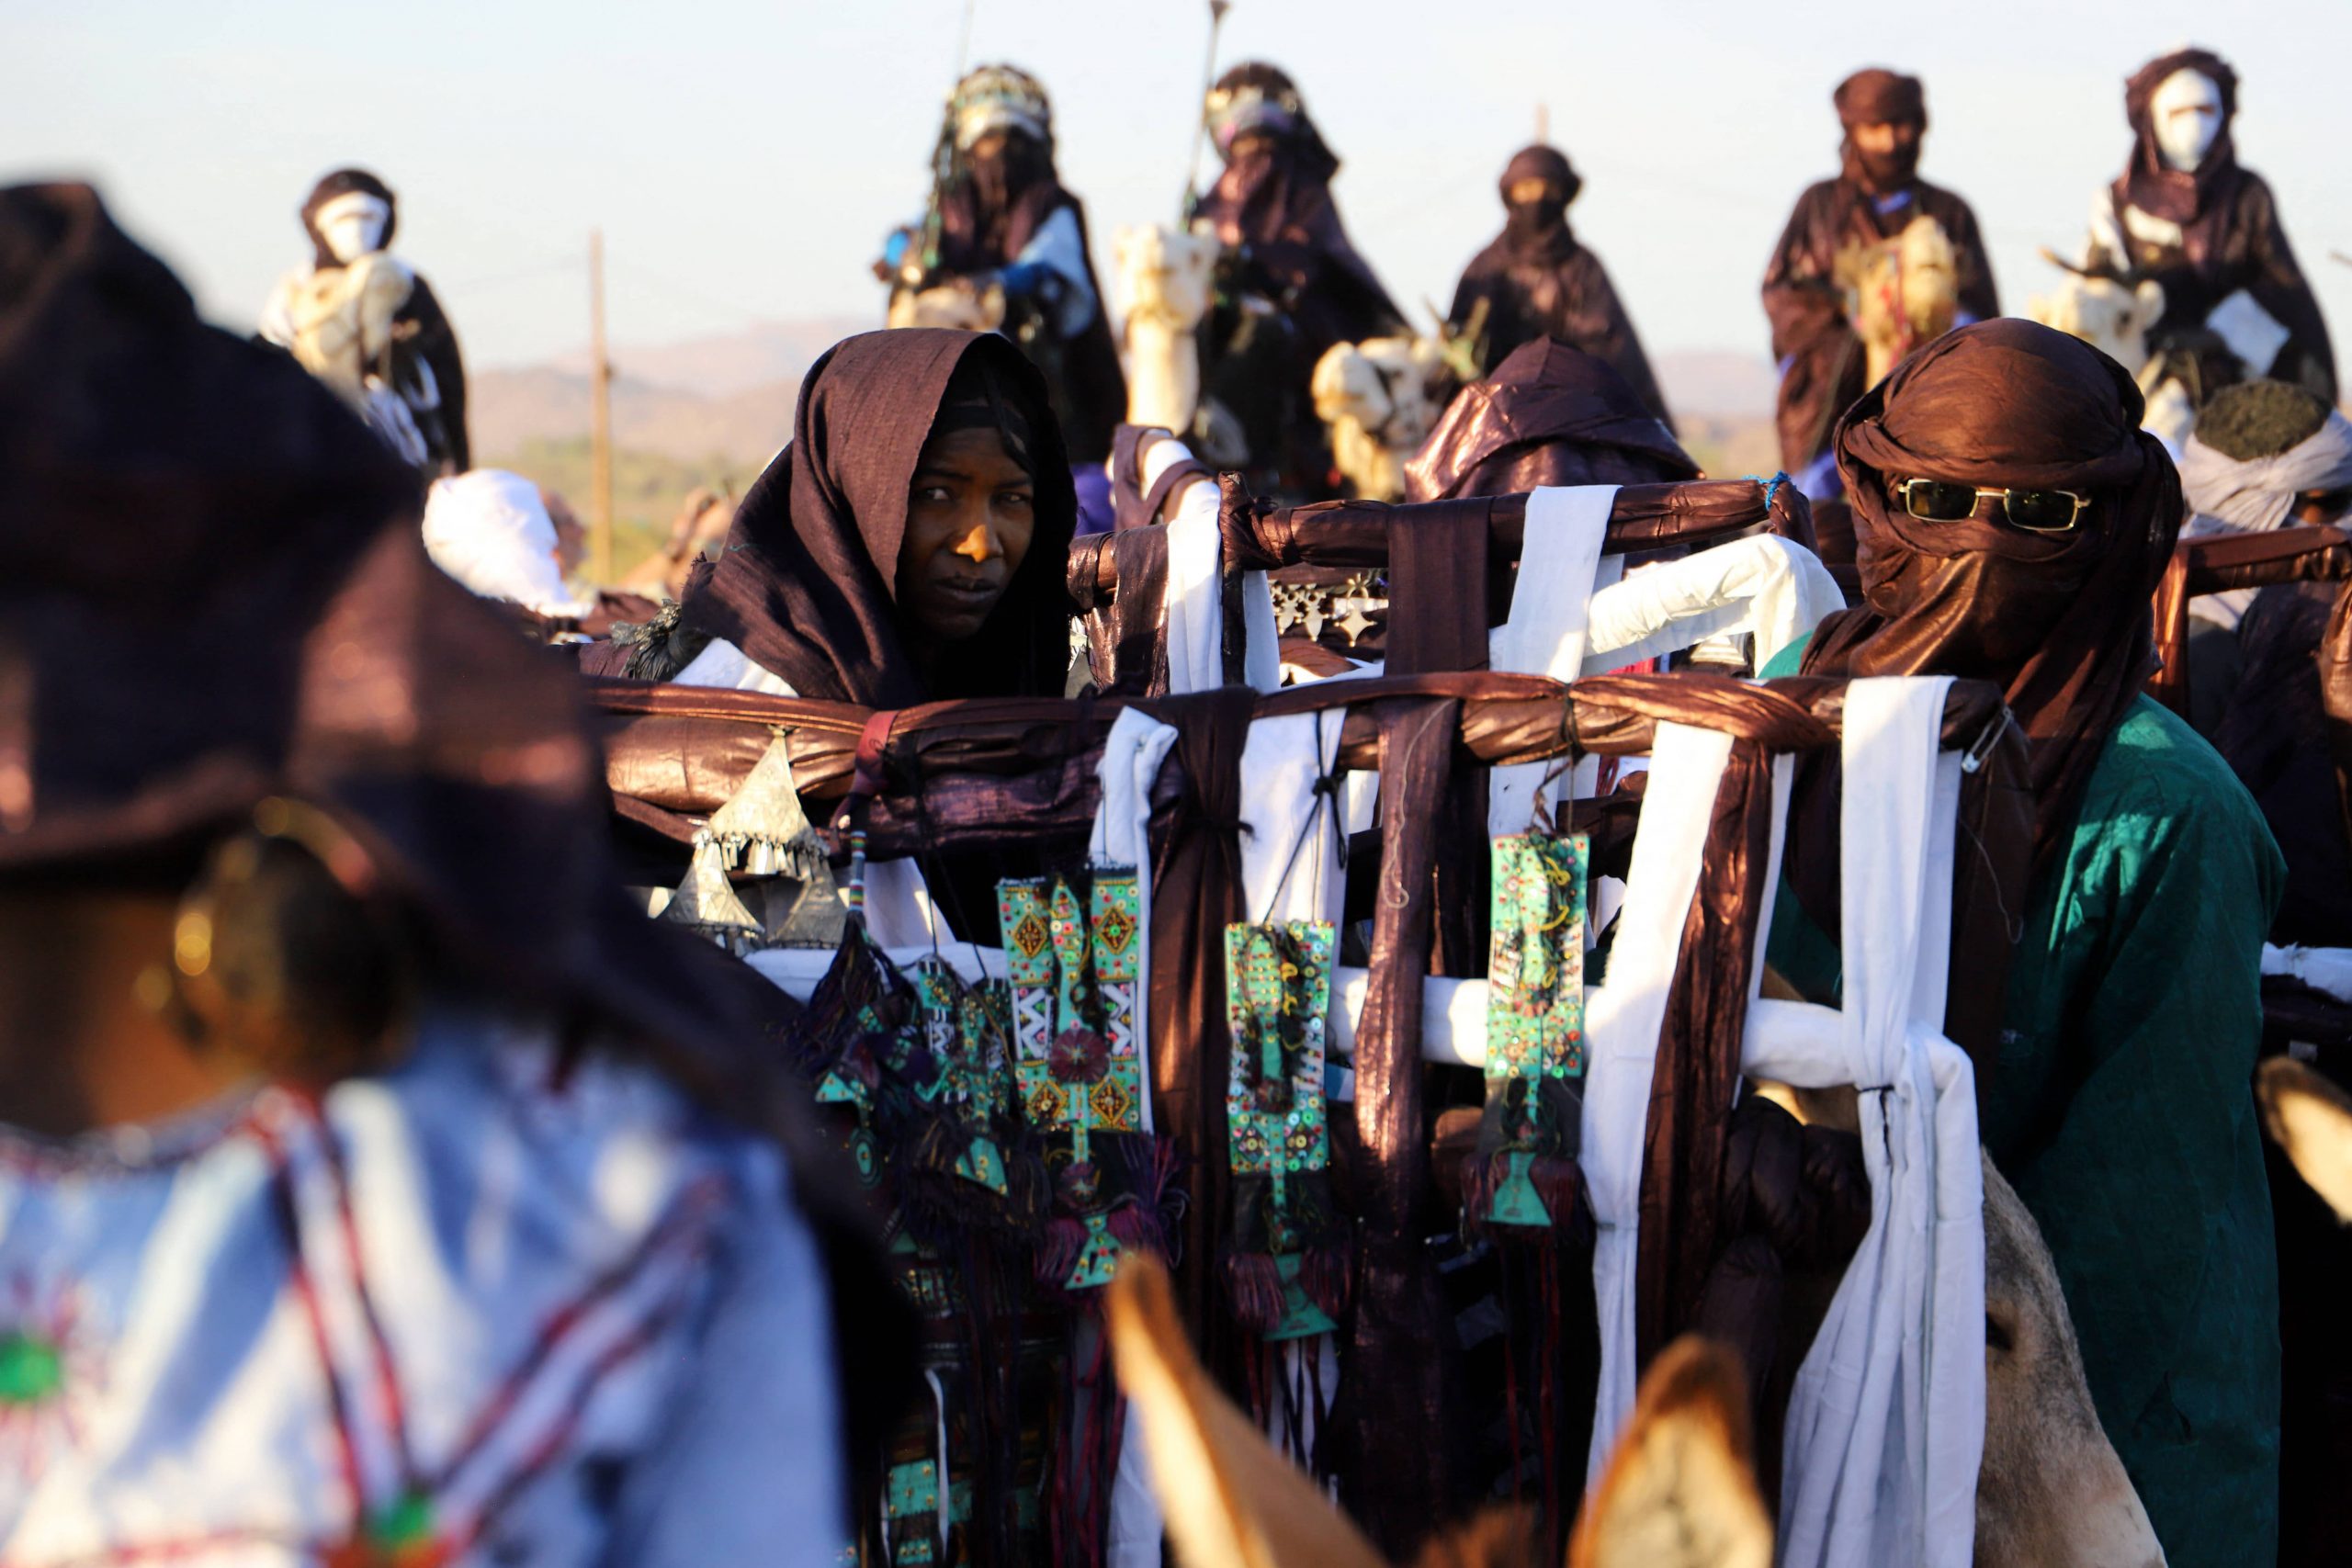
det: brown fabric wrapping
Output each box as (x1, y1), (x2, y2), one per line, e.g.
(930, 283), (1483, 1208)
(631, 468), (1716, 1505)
(1800, 319), (2181, 877)
(1069, 527), (1170, 696)
(1384, 499), (1493, 972)
(1136, 685), (1258, 1394)
(678, 329), (1076, 705)
(1833, 69), (1926, 130)
(1405, 340), (1696, 503)
(1634, 735), (1782, 1367)
(1331, 696), (1471, 1553)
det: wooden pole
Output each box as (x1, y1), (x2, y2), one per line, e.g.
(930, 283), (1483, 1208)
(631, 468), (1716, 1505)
(588, 228), (615, 586)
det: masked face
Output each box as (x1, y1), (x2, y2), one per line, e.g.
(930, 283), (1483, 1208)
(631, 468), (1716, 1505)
(314, 193), (390, 265)
(2150, 69), (2223, 172)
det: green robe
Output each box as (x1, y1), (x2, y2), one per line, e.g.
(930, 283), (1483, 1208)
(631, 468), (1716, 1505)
(1762, 643), (2284, 1567)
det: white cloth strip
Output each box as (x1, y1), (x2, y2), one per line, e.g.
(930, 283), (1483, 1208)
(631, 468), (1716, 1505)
(1745, 676), (1983, 1568)
(1093, 710), (1182, 1136)
(1486, 486), (1617, 835)
(1238, 712), (1349, 927)
(1578, 534), (1843, 676)
(1578, 720), (1736, 1476)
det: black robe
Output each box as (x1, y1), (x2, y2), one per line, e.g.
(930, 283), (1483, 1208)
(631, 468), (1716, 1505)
(1449, 230), (1668, 423)
(1761, 176), (1996, 479)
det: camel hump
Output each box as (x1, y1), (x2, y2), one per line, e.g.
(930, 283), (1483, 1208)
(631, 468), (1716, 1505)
(1567, 1337), (1774, 1568)
(2259, 1055), (2352, 1223)
(1105, 1253), (1387, 1568)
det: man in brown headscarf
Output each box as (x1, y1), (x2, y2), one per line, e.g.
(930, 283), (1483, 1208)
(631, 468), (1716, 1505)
(1763, 318), (2281, 1568)
(2082, 46), (2335, 404)
(1446, 145), (1668, 422)
(1762, 69), (1997, 497)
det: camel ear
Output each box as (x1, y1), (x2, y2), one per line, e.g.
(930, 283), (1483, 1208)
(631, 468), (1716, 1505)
(2259, 1057), (2352, 1223)
(1568, 1337), (1774, 1568)
(2133, 277), (2166, 326)
(1106, 1255), (1388, 1568)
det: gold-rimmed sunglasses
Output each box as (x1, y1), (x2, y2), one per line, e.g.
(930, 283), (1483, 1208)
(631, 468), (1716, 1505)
(1896, 478), (2092, 534)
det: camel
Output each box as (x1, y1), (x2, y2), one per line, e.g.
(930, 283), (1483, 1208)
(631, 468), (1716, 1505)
(1309, 335), (1452, 502)
(2259, 1055), (2352, 1222)
(886, 279), (1001, 333)
(1114, 223), (1219, 432)
(1108, 1251), (1772, 1568)
(2025, 263), (2194, 453)
(1834, 212), (1962, 389)
(617, 485), (735, 601)
(1114, 1092), (2164, 1567)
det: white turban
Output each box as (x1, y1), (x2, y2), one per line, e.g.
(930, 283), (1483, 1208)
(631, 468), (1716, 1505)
(421, 469), (591, 617)
(2178, 409), (2352, 628)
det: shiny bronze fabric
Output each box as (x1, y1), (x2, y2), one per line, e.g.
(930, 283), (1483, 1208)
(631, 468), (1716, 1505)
(2104, 49), (2336, 401)
(679, 329), (1077, 705)
(1068, 528), (1170, 696)
(1331, 696), (1475, 1553)
(1405, 340), (1698, 504)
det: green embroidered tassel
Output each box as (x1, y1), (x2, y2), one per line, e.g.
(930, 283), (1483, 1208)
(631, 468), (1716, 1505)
(1222, 919), (1350, 1339)
(1468, 831), (1589, 1235)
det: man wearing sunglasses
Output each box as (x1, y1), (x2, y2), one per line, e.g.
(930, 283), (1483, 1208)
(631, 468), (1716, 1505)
(1764, 318), (2284, 1568)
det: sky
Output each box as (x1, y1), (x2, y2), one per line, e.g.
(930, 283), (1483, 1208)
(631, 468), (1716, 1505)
(6, 1), (2350, 377)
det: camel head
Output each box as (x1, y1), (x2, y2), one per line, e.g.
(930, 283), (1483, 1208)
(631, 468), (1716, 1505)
(1977, 1156), (2166, 1568)
(1310, 335), (1451, 502)
(1115, 222), (1219, 333)
(1836, 214), (1961, 389)
(2259, 1055), (2352, 1223)
(1106, 1251), (1771, 1568)
(2026, 265), (2166, 379)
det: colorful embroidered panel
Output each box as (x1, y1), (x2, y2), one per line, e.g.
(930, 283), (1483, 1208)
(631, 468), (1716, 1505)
(910, 959), (1015, 1196)
(1223, 920), (1341, 1340)
(997, 872), (1145, 1165)
(1477, 831), (1589, 1230)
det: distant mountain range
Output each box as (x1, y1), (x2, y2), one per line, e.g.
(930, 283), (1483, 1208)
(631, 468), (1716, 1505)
(473, 317), (1777, 474)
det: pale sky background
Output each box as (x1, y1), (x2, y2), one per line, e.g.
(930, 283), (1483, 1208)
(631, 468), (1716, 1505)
(6, 0), (2348, 383)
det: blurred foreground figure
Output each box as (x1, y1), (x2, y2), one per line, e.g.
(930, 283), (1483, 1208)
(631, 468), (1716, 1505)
(260, 167), (470, 475)
(2080, 46), (2335, 404)
(1763, 69), (1997, 496)
(1446, 145), (1668, 422)
(0, 184), (897, 1565)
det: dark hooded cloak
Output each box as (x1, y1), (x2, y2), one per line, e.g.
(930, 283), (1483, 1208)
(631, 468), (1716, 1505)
(1447, 145), (1668, 421)
(2095, 48), (2336, 402)
(0, 179), (907, 1484)
(677, 328), (1077, 707)
(1404, 337), (1697, 502)
(1762, 70), (1998, 482)
(934, 126), (1126, 463)
(297, 166), (470, 472)
(1190, 62), (1406, 363)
